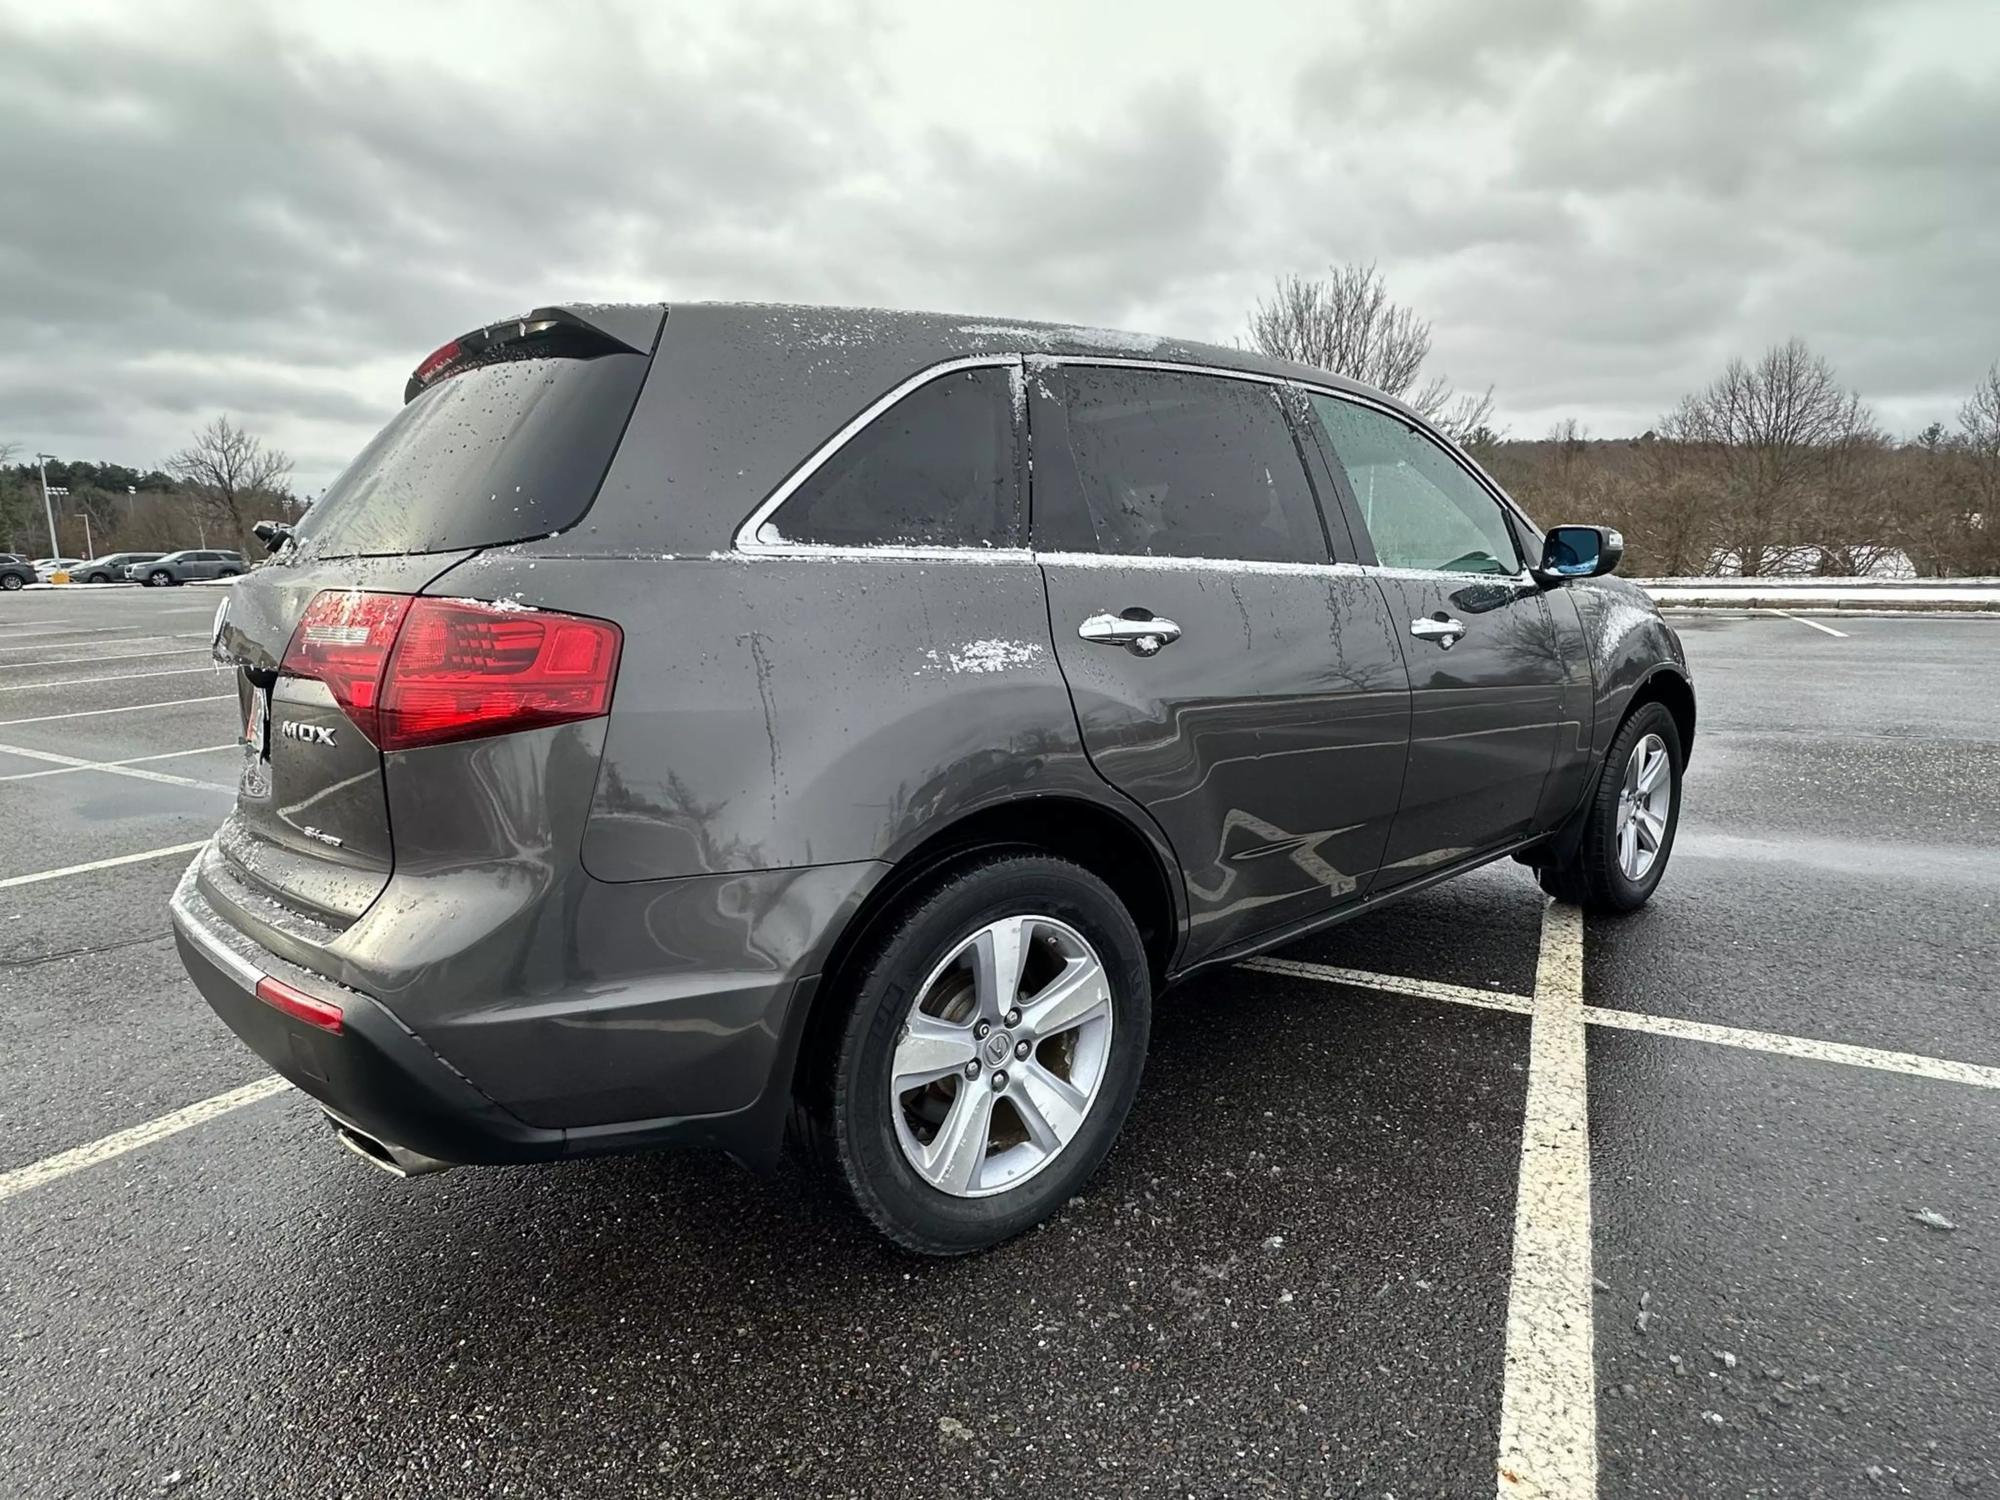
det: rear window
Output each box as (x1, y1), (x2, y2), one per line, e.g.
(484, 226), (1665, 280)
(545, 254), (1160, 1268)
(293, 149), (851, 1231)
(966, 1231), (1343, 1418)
(290, 352), (648, 557)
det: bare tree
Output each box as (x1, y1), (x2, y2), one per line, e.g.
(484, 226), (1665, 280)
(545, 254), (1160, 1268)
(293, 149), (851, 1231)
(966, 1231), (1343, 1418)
(1949, 362), (2000, 574)
(1656, 340), (1877, 576)
(165, 416), (293, 551)
(1247, 262), (1496, 442)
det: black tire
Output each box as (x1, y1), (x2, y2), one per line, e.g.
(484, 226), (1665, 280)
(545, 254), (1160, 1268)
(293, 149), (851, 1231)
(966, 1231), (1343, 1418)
(815, 853), (1151, 1255)
(1537, 700), (1684, 913)
(147, 570), (173, 587)
(0, 573), (21, 591)
(85, 572), (107, 584)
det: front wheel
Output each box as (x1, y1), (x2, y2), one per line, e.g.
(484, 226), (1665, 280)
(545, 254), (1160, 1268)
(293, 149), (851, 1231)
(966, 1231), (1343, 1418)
(146, 570), (173, 587)
(818, 854), (1152, 1255)
(0, 574), (21, 591)
(1538, 701), (1683, 912)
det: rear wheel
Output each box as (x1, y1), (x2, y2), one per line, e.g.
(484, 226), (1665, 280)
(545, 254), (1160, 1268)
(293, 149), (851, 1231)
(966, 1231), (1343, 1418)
(817, 854), (1151, 1255)
(1537, 700), (1683, 912)
(0, 573), (20, 591)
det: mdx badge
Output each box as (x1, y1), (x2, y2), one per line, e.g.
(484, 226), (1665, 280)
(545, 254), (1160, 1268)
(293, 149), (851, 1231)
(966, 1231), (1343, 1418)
(281, 722), (337, 746)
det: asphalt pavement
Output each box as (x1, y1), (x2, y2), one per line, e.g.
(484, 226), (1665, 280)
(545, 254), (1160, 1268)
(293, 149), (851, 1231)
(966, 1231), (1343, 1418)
(1, 587), (1996, 1499)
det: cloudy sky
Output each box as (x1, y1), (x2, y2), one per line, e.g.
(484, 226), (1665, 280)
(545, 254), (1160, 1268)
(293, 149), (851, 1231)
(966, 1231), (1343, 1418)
(3, 0), (1997, 492)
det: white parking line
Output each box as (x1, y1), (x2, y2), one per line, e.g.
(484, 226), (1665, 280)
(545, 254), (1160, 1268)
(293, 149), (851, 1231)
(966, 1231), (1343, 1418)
(0, 840), (208, 890)
(1582, 1006), (2000, 1089)
(0, 632), (206, 656)
(0, 694), (234, 728)
(0, 646), (210, 671)
(1495, 902), (1597, 1499)
(0, 665), (221, 693)
(0, 738), (233, 792)
(1767, 608), (1849, 638)
(0, 743), (238, 784)
(0, 1077), (289, 1203)
(1240, 954), (1533, 1014)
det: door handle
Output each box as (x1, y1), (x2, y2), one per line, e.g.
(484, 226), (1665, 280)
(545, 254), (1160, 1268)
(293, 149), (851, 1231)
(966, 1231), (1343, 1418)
(1409, 615), (1467, 649)
(1079, 611), (1182, 657)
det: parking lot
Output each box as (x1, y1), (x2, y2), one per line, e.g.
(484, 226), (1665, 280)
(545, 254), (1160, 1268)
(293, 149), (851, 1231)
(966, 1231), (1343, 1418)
(1, 587), (1995, 1499)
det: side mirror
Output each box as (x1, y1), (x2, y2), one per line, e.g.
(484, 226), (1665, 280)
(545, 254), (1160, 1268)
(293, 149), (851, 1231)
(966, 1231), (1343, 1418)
(1534, 525), (1623, 584)
(252, 520), (294, 556)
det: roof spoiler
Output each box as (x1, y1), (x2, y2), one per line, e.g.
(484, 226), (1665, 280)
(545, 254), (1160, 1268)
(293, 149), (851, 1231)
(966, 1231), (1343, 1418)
(404, 304), (665, 403)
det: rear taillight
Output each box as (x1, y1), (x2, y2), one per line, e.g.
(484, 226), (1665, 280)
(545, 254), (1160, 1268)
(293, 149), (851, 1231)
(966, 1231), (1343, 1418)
(280, 592), (621, 752)
(254, 975), (344, 1033)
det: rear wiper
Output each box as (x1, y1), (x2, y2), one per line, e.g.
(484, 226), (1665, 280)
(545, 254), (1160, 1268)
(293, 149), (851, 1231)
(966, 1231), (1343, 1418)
(252, 520), (294, 555)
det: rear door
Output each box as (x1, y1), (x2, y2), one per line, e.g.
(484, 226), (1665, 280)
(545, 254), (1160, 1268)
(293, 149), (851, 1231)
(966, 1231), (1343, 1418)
(1303, 392), (1564, 884)
(1034, 362), (1412, 964)
(204, 308), (659, 950)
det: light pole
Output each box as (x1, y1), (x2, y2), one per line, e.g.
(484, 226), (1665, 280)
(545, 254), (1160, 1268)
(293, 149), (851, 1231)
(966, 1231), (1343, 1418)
(34, 454), (60, 559)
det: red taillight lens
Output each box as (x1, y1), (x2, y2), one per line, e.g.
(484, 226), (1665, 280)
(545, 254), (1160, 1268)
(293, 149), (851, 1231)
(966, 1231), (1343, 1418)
(280, 591), (621, 752)
(255, 975), (344, 1033)
(280, 591), (412, 745)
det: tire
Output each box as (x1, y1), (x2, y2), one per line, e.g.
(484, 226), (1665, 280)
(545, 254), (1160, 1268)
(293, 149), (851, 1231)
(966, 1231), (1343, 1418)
(147, 570), (173, 587)
(85, 572), (107, 584)
(0, 574), (20, 591)
(1537, 700), (1684, 913)
(815, 853), (1152, 1255)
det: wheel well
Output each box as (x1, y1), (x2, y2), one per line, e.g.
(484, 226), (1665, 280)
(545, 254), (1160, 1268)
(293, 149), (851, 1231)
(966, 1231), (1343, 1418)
(790, 797), (1179, 1101)
(1631, 669), (1696, 762)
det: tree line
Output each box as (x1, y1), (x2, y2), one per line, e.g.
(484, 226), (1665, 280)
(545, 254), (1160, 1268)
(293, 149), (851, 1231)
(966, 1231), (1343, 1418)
(0, 416), (303, 560)
(1250, 265), (1999, 577)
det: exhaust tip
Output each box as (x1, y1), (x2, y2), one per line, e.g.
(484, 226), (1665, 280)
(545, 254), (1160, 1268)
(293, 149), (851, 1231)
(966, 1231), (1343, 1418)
(325, 1113), (455, 1179)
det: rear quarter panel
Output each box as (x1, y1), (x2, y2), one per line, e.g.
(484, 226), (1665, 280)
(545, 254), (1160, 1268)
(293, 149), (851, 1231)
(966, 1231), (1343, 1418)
(426, 550), (1114, 880)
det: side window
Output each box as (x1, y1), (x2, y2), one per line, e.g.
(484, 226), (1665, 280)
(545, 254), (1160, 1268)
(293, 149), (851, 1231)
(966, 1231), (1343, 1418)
(1041, 367), (1329, 564)
(760, 365), (1020, 549)
(1309, 394), (1521, 575)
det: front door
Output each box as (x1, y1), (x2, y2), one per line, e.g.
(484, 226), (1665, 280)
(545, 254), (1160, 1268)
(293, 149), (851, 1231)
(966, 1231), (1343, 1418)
(1032, 363), (1413, 965)
(1304, 392), (1564, 886)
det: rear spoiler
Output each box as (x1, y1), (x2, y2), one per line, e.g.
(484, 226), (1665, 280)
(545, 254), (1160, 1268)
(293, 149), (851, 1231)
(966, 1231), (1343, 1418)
(404, 304), (665, 403)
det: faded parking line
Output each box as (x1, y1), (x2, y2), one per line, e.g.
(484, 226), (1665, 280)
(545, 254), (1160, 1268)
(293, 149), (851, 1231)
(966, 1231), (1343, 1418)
(1583, 1005), (2000, 1089)
(0, 739), (233, 792)
(0, 1076), (289, 1203)
(0, 694), (234, 728)
(0, 665), (220, 693)
(0, 743), (238, 785)
(0, 841), (207, 890)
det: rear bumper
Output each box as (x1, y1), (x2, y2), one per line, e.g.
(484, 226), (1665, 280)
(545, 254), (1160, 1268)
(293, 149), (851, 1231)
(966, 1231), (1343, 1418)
(170, 861), (818, 1170)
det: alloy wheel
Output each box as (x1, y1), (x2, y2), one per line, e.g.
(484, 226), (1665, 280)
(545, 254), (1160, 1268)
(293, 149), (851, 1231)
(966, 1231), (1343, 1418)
(1615, 731), (1672, 881)
(889, 914), (1114, 1198)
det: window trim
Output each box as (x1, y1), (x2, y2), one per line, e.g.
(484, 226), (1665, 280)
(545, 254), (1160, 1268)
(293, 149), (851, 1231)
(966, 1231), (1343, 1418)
(731, 354), (1031, 560)
(729, 351), (1539, 572)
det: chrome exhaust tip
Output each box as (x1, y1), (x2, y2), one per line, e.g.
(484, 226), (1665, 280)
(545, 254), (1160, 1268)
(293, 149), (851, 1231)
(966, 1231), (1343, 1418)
(324, 1112), (455, 1178)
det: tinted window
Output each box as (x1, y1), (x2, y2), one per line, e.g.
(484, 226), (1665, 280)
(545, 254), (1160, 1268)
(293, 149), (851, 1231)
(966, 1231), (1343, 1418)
(1309, 395), (1520, 575)
(291, 352), (648, 558)
(1042, 367), (1327, 564)
(762, 366), (1020, 548)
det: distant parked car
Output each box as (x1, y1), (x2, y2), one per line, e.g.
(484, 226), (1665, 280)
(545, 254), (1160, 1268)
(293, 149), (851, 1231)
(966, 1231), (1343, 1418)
(0, 554), (35, 590)
(34, 557), (84, 581)
(129, 549), (247, 585)
(73, 551), (164, 584)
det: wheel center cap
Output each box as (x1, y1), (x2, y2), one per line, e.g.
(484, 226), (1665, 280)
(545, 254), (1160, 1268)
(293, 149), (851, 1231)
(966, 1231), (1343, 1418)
(982, 1030), (1015, 1068)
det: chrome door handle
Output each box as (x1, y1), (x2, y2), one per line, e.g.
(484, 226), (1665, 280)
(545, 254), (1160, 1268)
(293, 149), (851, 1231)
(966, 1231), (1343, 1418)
(1409, 615), (1467, 649)
(1079, 611), (1182, 657)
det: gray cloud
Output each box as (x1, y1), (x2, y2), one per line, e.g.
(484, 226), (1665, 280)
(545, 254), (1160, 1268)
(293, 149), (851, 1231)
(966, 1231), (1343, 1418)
(0, 0), (1995, 487)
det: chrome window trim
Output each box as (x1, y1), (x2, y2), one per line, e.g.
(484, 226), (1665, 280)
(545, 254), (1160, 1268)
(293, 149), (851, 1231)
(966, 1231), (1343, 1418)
(728, 350), (1539, 565)
(1033, 549), (1531, 588)
(732, 354), (1022, 555)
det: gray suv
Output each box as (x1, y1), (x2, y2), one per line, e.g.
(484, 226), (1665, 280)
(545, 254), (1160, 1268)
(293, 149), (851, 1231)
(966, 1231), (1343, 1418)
(172, 303), (1693, 1253)
(131, 548), (246, 584)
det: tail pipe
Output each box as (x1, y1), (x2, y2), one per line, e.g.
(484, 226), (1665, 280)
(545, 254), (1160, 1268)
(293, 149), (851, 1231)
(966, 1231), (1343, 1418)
(324, 1111), (456, 1179)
